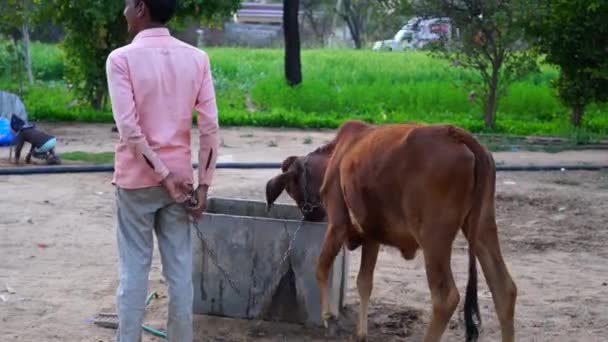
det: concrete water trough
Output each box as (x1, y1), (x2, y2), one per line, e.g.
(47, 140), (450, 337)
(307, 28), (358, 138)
(192, 197), (349, 325)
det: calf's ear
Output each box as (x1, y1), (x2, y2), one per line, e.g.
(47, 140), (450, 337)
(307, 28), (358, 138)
(281, 155), (298, 172)
(265, 170), (295, 212)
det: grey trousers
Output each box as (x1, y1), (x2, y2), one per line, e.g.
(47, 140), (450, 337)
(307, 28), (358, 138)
(115, 186), (193, 342)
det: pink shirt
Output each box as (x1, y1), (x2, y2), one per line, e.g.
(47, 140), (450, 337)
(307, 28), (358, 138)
(106, 28), (219, 189)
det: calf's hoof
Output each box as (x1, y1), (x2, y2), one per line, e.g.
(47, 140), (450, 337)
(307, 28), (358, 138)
(323, 315), (339, 337)
(355, 333), (367, 342)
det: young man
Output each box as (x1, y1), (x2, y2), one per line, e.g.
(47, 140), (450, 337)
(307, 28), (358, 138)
(105, 0), (219, 341)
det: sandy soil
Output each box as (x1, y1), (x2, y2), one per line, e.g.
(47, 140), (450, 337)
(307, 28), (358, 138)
(1, 123), (607, 342)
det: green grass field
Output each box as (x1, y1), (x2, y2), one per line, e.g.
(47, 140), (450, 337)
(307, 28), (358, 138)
(60, 151), (115, 164)
(1, 43), (606, 139)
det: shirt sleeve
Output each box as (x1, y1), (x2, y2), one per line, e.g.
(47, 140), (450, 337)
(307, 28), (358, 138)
(105, 51), (170, 179)
(195, 53), (220, 187)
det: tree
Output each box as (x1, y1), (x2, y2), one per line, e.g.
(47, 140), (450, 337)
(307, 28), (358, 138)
(41, 0), (241, 109)
(337, 0), (373, 49)
(301, 0), (333, 44)
(284, 0), (302, 86)
(365, 0), (413, 43)
(0, 0), (41, 85)
(525, 0), (608, 127)
(416, 0), (539, 129)
(336, 0), (412, 49)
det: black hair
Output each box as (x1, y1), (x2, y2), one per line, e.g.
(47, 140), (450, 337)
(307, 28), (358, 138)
(142, 0), (177, 24)
(10, 114), (26, 132)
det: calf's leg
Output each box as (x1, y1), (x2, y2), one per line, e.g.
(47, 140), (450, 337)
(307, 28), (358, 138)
(315, 223), (346, 329)
(421, 225), (460, 342)
(477, 219), (517, 342)
(356, 240), (379, 342)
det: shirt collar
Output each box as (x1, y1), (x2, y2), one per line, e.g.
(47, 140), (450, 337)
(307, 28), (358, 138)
(133, 27), (171, 41)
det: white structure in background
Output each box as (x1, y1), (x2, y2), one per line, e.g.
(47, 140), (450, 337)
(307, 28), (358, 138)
(221, 2), (286, 47)
(0, 90), (28, 121)
(195, 0), (354, 48)
(372, 16), (454, 51)
(233, 1), (284, 25)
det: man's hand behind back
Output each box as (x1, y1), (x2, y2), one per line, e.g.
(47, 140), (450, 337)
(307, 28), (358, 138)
(161, 173), (192, 203)
(187, 185), (208, 221)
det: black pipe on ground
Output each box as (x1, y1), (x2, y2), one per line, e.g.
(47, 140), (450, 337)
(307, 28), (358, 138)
(0, 163), (606, 176)
(496, 165), (607, 171)
(0, 162), (282, 175)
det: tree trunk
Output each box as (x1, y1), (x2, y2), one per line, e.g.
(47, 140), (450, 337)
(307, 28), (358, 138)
(331, 0), (343, 36)
(302, 1), (324, 44)
(351, 22), (362, 49)
(283, 0), (302, 86)
(483, 92), (497, 129)
(22, 22), (34, 84)
(343, 16), (362, 48)
(570, 104), (584, 127)
(11, 37), (25, 97)
(341, 0), (362, 49)
(90, 86), (104, 110)
(484, 68), (500, 129)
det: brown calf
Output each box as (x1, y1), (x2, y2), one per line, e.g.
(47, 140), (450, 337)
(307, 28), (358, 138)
(266, 120), (517, 342)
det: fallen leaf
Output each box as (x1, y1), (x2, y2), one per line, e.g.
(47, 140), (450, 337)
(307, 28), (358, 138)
(37, 243), (49, 249)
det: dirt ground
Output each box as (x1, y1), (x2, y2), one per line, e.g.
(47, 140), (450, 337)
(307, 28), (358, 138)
(1, 123), (607, 342)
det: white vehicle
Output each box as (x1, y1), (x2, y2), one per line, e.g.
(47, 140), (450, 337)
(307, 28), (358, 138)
(372, 17), (453, 51)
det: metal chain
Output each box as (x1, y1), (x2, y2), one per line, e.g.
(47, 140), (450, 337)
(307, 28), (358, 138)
(186, 154), (314, 324)
(191, 215), (305, 311)
(192, 222), (246, 299)
(251, 218), (304, 306)
(252, 218), (305, 327)
(187, 190), (248, 298)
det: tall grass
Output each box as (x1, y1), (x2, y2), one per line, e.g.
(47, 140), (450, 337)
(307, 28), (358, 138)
(0, 43), (606, 138)
(210, 48), (606, 137)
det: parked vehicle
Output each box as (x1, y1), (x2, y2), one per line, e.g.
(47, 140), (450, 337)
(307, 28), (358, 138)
(372, 17), (454, 51)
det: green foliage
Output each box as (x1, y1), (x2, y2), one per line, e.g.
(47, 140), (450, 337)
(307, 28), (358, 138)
(40, 0), (242, 109)
(39, 0), (128, 108)
(0, 0), (43, 86)
(415, 0), (541, 129)
(0, 0), (36, 89)
(29, 42), (65, 80)
(22, 80), (113, 122)
(525, 0), (608, 126)
(0, 41), (64, 88)
(0, 0), (40, 34)
(5, 46), (606, 139)
(0, 40), (24, 89)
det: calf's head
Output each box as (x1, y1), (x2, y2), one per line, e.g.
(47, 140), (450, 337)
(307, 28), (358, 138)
(265, 154), (326, 222)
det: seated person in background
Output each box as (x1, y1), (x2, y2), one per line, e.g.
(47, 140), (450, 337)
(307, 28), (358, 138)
(10, 114), (60, 165)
